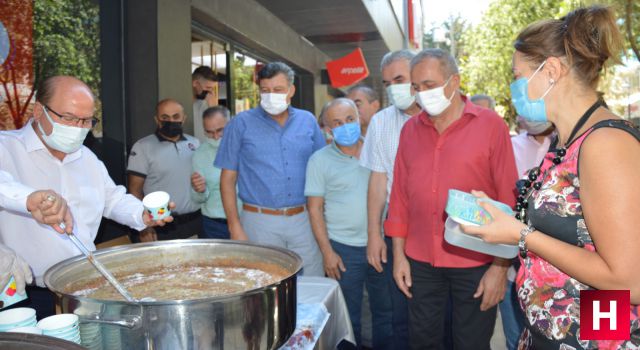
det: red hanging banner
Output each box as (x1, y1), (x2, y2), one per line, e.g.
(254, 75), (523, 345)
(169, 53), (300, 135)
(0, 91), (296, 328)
(325, 48), (369, 88)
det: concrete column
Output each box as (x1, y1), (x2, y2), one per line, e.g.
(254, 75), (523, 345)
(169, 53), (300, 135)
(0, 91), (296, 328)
(157, 0), (193, 134)
(125, 0), (193, 145)
(125, 0), (159, 144)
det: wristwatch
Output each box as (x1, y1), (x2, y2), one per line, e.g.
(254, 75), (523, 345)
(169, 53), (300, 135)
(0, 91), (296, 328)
(518, 225), (535, 258)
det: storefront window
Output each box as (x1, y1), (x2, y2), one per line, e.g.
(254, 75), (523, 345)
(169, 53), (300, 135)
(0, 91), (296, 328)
(232, 52), (262, 114)
(191, 38), (228, 107)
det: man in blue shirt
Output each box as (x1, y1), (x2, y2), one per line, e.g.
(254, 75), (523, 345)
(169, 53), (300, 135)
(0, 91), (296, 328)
(214, 62), (325, 276)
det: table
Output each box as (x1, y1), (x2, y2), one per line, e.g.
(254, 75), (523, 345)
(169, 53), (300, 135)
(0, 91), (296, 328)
(297, 276), (355, 349)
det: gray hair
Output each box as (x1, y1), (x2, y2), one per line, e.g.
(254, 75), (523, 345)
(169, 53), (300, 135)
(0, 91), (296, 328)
(257, 61), (295, 85)
(322, 98), (359, 124)
(346, 85), (380, 103)
(202, 106), (230, 121)
(410, 48), (459, 77)
(380, 50), (416, 72)
(470, 94), (496, 110)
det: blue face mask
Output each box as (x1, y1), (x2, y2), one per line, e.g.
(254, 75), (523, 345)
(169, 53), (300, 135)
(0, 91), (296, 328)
(332, 122), (361, 146)
(510, 60), (554, 122)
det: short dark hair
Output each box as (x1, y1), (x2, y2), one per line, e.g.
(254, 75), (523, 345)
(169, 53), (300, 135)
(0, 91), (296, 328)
(347, 85), (380, 103)
(203, 106), (230, 121)
(256, 62), (295, 85)
(192, 66), (217, 82)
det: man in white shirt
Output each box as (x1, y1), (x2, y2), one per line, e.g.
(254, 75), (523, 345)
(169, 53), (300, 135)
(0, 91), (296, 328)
(192, 66), (219, 141)
(511, 116), (554, 176)
(360, 49), (421, 348)
(0, 76), (173, 318)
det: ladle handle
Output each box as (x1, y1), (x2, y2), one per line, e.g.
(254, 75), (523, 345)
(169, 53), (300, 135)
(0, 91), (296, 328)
(66, 231), (137, 303)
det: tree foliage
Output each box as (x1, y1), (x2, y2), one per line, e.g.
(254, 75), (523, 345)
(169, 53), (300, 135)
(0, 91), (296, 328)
(33, 0), (100, 100)
(459, 0), (569, 122)
(232, 55), (259, 113)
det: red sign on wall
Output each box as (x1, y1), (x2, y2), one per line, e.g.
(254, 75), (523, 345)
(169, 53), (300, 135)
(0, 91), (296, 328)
(325, 48), (369, 89)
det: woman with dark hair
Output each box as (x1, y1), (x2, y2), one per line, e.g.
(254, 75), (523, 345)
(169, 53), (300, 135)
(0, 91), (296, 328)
(464, 5), (640, 349)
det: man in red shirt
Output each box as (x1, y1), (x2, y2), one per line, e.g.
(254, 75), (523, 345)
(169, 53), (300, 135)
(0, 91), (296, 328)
(384, 48), (518, 349)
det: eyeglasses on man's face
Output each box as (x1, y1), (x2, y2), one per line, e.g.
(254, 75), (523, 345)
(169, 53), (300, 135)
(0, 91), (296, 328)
(43, 104), (100, 128)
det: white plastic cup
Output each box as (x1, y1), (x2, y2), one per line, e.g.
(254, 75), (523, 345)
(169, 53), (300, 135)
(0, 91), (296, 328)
(37, 313), (79, 334)
(142, 191), (171, 221)
(0, 307), (36, 329)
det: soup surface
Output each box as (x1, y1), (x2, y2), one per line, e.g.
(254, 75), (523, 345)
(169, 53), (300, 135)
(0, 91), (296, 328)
(66, 261), (290, 301)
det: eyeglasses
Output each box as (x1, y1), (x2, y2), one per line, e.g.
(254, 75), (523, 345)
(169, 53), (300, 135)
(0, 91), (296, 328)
(43, 105), (100, 128)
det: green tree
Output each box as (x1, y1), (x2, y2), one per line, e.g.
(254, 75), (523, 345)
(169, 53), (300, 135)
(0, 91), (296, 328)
(459, 0), (569, 122)
(33, 0), (100, 108)
(232, 54), (259, 112)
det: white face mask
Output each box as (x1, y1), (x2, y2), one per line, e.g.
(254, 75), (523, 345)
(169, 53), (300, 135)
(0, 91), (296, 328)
(206, 137), (221, 148)
(260, 92), (289, 115)
(38, 107), (90, 153)
(417, 76), (455, 116)
(386, 83), (415, 111)
(521, 119), (553, 135)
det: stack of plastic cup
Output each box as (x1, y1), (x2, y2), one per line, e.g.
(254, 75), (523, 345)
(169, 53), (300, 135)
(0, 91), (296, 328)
(0, 307), (37, 331)
(36, 314), (81, 344)
(80, 322), (103, 350)
(102, 325), (122, 350)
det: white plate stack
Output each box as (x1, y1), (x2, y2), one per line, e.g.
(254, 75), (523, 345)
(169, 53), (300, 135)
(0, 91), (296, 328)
(102, 325), (122, 350)
(80, 322), (103, 350)
(36, 314), (81, 344)
(0, 307), (37, 331)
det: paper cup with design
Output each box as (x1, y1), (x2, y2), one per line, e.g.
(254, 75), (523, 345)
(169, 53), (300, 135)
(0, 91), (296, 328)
(142, 191), (171, 221)
(0, 276), (27, 310)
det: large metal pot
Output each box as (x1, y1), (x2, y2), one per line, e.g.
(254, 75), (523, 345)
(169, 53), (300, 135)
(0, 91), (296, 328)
(44, 240), (302, 350)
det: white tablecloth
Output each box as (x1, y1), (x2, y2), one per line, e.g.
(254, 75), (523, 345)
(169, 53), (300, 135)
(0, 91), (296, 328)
(297, 276), (355, 349)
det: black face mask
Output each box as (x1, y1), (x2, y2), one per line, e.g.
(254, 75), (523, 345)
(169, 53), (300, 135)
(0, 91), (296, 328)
(159, 121), (183, 138)
(195, 90), (209, 100)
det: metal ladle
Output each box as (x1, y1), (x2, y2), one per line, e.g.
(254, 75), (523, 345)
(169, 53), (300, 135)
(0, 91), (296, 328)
(60, 222), (137, 302)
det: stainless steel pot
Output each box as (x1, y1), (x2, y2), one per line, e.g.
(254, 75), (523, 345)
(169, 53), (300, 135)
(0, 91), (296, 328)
(44, 240), (302, 350)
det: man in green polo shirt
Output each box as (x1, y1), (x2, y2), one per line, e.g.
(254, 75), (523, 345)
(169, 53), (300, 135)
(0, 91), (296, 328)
(305, 98), (393, 349)
(190, 106), (241, 239)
